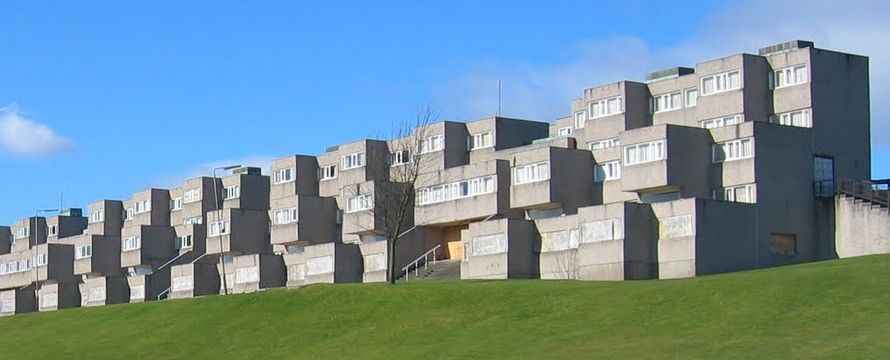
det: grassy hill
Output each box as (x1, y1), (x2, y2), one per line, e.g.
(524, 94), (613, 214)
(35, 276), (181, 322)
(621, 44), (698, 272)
(2, 255), (890, 359)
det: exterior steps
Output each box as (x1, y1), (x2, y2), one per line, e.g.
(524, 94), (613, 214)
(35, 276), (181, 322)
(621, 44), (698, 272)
(401, 259), (461, 281)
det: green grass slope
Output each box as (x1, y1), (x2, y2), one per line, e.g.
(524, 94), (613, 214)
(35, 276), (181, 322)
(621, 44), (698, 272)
(2, 255), (890, 359)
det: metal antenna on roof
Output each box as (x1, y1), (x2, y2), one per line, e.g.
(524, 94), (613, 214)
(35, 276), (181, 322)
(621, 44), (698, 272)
(497, 79), (502, 117)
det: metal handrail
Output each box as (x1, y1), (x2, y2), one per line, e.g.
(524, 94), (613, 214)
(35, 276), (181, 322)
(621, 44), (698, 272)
(401, 244), (441, 281)
(816, 178), (890, 208)
(157, 287), (171, 301)
(157, 250), (193, 272)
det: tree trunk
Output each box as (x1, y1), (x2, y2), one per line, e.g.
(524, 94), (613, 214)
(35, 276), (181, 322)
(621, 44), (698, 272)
(388, 238), (397, 284)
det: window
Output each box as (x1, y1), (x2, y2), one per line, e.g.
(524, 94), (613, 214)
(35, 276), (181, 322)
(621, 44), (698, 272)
(468, 131), (494, 150)
(208, 221), (230, 237)
(771, 109), (811, 128)
(34, 253), (48, 267)
(651, 91), (683, 113)
(274, 207), (299, 224)
(685, 88), (698, 107)
(774, 64), (808, 88)
(273, 167), (294, 184)
(134, 200), (151, 214)
(419, 135), (444, 154)
(713, 138), (754, 163)
(89, 210), (104, 223)
(76, 245), (93, 259)
(48, 225), (57, 236)
(574, 111), (587, 129)
(417, 175), (496, 205)
(183, 188), (201, 204)
(770, 233), (797, 257)
(624, 140), (666, 166)
(175, 235), (193, 249)
(7, 261), (18, 273)
(169, 198), (183, 211)
(713, 184), (757, 203)
(222, 185), (240, 200)
(814, 156), (835, 197)
(513, 162), (550, 185)
(184, 216), (203, 225)
(345, 194), (373, 213)
(700, 115), (742, 129)
(341, 152), (366, 170)
(588, 138), (620, 151)
(319, 165), (337, 181)
(122, 237), (141, 251)
(390, 149), (410, 166)
(124, 208), (134, 221)
(588, 96), (623, 119)
(16, 226), (29, 239)
(18, 259), (29, 272)
(557, 127), (573, 136)
(594, 161), (621, 182)
(701, 70), (741, 95)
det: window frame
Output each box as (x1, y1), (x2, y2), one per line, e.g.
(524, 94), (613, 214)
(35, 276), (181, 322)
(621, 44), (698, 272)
(513, 161), (550, 185)
(623, 140), (666, 166)
(341, 152), (366, 170)
(712, 138), (754, 163)
(594, 161), (621, 182)
(700, 70), (742, 96)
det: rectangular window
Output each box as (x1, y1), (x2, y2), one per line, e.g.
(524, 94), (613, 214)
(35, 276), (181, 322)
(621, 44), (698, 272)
(208, 221), (230, 237)
(700, 114), (742, 129)
(713, 184), (757, 203)
(390, 149), (410, 166)
(89, 210), (105, 223)
(18, 259), (29, 272)
(16, 226), (28, 239)
(34, 253), (48, 267)
(685, 88), (698, 107)
(48, 225), (57, 236)
(588, 138), (620, 151)
(713, 138), (754, 163)
(574, 111), (587, 129)
(624, 140), (666, 166)
(594, 161), (621, 182)
(222, 185), (240, 200)
(770, 109), (812, 128)
(122, 237), (141, 251)
(169, 198), (183, 211)
(468, 131), (494, 150)
(184, 216), (203, 225)
(345, 194), (373, 213)
(319, 165), (337, 181)
(134, 200), (151, 214)
(651, 91), (683, 113)
(701, 70), (741, 95)
(419, 135), (444, 154)
(774, 64), (808, 88)
(513, 161), (550, 185)
(274, 207), (299, 224)
(417, 175), (496, 205)
(183, 188), (201, 204)
(588, 96), (623, 119)
(341, 152), (366, 170)
(273, 168), (294, 184)
(76, 245), (93, 259)
(770, 233), (797, 257)
(175, 235), (193, 249)
(557, 127), (573, 136)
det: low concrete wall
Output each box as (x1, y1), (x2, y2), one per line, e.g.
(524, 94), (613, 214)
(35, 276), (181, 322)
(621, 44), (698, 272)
(835, 195), (890, 258)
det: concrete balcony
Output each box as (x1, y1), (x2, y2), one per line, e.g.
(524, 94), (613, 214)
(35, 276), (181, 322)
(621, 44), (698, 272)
(460, 218), (538, 280)
(0, 288), (35, 316)
(204, 208), (270, 256)
(270, 155), (320, 200)
(341, 181), (412, 235)
(509, 147), (594, 214)
(221, 168), (270, 211)
(619, 124), (712, 198)
(79, 276), (129, 307)
(283, 242), (361, 287)
(230, 254), (285, 294)
(32, 243), (78, 284)
(414, 160), (514, 226)
(120, 225), (176, 269)
(72, 234), (123, 277)
(169, 262), (220, 299)
(86, 200), (124, 237)
(270, 195), (339, 246)
(122, 188), (171, 227)
(37, 282), (80, 312)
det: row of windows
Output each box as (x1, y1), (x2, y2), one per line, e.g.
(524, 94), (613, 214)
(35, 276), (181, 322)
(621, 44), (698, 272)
(0, 259), (30, 275)
(222, 185), (240, 200)
(76, 245), (92, 259)
(274, 207), (299, 224)
(123, 236), (141, 251)
(345, 194), (373, 213)
(208, 221), (230, 237)
(513, 162), (549, 185)
(175, 235), (193, 250)
(417, 176), (496, 206)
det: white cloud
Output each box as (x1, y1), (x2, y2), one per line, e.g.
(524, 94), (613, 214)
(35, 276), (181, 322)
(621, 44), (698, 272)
(153, 154), (276, 189)
(0, 106), (72, 157)
(435, 0), (890, 144)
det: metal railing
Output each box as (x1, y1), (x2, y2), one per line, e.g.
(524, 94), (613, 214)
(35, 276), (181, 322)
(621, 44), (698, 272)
(157, 287), (171, 301)
(816, 178), (890, 207)
(401, 244), (441, 281)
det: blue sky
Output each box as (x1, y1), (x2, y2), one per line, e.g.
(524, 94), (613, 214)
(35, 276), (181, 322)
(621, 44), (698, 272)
(0, 0), (887, 224)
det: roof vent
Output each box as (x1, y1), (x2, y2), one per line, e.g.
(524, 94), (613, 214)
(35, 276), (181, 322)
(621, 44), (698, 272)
(60, 208), (82, 217)
(645, 67), (695, 82)
(758, 40), (814, 55)
(325, 145), (340, 153)
(233, 166), (262, 176)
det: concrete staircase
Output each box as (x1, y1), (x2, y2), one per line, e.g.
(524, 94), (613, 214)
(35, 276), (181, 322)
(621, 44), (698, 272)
(401, 259), (461, 281)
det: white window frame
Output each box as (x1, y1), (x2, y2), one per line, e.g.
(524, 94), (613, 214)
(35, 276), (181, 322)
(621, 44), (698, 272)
(574, 111), (587, 129)
(208, 221), (230, 237)
(771, 109), (812, 128)
(345, 194), (373, 213)
(588, 96), (623, 119)
(557, 127), (573, 136)
(390, 149), (410, 167)
(48, 225), (57, 236)
(184, 216), (203, 225)
(774, 64), (808, 89)
(624, 140), (666, 166)
(513, 161), (550, 185)
(222, 185), (240, 200)
(319, 165), (337, 181)
(76, 245), (93, 259)
(169, 197), (183, 211)
(419, 135), (444, 154)
(588, 138), (620, 151)
(713, 184), (757, 203)
(134, 200), (151, 214)
(34, 253), (48, 267)
(685, 88), (698, 107)
(183, 188), (202, 204)
(175, 235), (193, 250)
(89, 210), (105, 223)
(701, 70), (741, 96)
(713, 138), (754, 163)
(417, 175), (496, 206)
(700, 114), (742, 129)
(651, 91), (683, 113)
(341, 152), (366, 170)
(16, 226), (29, 239)
(122, 237), (141, 251)
(273, 167), (295, 184)
(594, 161), (621, 182)
(274, 207), (299, 225)
(468, 131), (494, 150)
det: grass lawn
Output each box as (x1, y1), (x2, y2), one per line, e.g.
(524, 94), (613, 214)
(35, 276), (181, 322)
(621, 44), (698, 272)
(1, 255), (889, 359)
